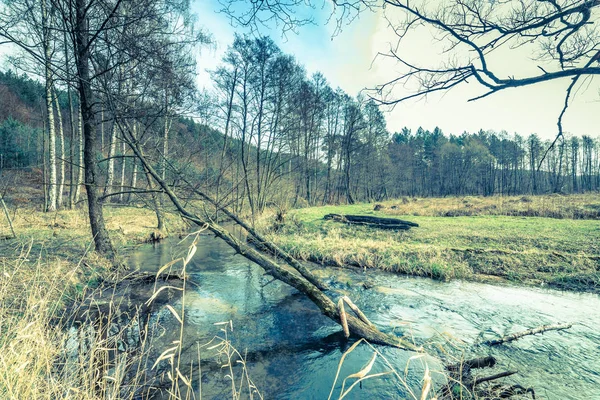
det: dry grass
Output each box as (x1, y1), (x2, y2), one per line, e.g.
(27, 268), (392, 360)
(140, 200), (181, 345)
(0, 241), (105, 399)
(0, 205), (187, 262)
(0, 241), (164, 399)
(374, 193), (600, 219)
(0, 232), (262, 399)
(0, 202), (192, 399)
(0, 239), (173, 399)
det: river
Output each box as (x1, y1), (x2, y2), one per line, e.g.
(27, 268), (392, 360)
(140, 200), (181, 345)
(128, 231), (600, 399)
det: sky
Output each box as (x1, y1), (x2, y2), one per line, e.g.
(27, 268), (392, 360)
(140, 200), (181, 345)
(192, 0), (600, 140)
(0, 1), (596, 140)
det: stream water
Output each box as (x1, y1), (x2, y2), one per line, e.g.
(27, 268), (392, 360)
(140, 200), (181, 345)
(128, 232), (600, 399)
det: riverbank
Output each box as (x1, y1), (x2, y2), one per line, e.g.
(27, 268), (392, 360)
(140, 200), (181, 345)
(0, 205), (188, 398)
(0, 203), (187, 309)
(257, 195), (600, 292)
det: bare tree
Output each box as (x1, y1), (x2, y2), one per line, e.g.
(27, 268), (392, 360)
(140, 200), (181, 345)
(372, 0), (600, 157)
(220, 0), (600, 152)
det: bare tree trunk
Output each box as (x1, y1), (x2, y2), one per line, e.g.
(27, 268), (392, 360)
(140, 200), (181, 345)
(161, 105), (170, 207)
(0, 192), (16, 239)
(100, 109), (104, 153)
(42, 111), (48, 211)
(74, 104), (83, 203)
(129, 159), (137, 203)
(75, 0), (116, 260)
(344, 157), (354, 204)
(53, 90), (65, 208)
(119, 136), (126, 203)
(65, 32), (76, 209)
(143, 165), (165, 231)
(42, 0), (56, 212)
(104, 121), (117, 197)
(127, 123), (138, 203)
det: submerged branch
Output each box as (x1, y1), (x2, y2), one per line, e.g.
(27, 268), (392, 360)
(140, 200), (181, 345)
(474, 370), (518, 386)
(484, 323), (573, 346)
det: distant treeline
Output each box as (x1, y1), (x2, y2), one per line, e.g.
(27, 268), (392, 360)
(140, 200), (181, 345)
(206, 35), (600, 211)
(385, 127), (600, 198)
(1, 42), (599, 211)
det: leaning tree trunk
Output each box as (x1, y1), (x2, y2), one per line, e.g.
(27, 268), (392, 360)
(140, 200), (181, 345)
(118, 122), (415, 350)
(75, 0), (116, 261)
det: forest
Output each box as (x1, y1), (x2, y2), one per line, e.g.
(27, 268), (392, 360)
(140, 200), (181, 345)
(1, 50), (599, 216)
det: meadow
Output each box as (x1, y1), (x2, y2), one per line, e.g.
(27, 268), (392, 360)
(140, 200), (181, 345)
(258, 194), (600, 291)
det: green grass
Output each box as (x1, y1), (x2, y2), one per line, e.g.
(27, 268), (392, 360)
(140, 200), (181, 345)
(259, 200), (600, 291)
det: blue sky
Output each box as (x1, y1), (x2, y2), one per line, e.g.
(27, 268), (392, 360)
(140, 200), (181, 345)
(191, 0), (600, 140)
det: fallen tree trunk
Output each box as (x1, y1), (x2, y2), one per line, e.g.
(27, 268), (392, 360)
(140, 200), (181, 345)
(336, 221), (412, 230)
(324, 214), (419, 229)
(206, 222), (419, 350)
(118, 122), (418, 351)
(474, 370), (518, 386)
(484, 323), (572, 346)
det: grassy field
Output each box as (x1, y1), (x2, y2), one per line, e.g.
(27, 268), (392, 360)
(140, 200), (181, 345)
(371, 193), (600, 219)
(258, 194), (600, 291)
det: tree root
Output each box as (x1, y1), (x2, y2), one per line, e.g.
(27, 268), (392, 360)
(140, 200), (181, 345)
(441, 356), (536, 399)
